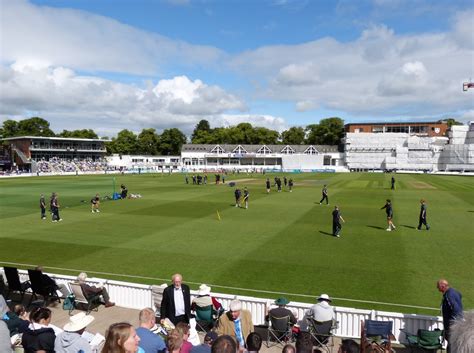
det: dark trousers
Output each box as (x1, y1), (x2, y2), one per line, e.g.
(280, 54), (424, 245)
(52, 207), (60, 220)
(41, 206), (46, 218)
(171, 315), (189, 326)
(333, 222), (341, 236)
(320, 195), (328, 204)
(418, 217), (429, 230)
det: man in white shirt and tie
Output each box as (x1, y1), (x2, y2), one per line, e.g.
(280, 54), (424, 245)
(160, 273), (191, 325)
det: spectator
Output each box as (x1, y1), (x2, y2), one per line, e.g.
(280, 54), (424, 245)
(306, 294), (335, 323)
(22, 307), (57, 353)
(191, 331), (217, 353)
(5, 303), (29, 336)
(102, 322), (143, 353)
(176, 322), (193, 353)
(167, 329), (184, 353)
(77, 272), (115, 308)
(246, 332), (262, 353)
(55, 312), (94, 353)
(450, 310), (474, 353)
(217, 299), (254, 349)
(295, 332), (313, 353)
(281, 344), (295, 353)
(338, 339), (359, 353)
(35, 265), (70, 298)
(136, 308), (166, 353)
(0, 295), (13, 353)
(266, 297), (297, 326)
(192, 284), (223, 315)
(437, 279), (463, 353)
(211, 335), (237, 353)
(160, 274), (191, 325)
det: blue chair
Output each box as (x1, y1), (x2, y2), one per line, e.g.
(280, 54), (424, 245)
(361, 319), (394, 352)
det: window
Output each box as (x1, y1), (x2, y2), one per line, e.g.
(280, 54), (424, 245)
(232, 145), (247, 154)
(256, 145), (272, 154)
(303, 146), (318, 155)
(281, 145), (295, 154)
(323, 155), (331, 165)
(210, 145), (225, 154)
(372, 126), (384, 133)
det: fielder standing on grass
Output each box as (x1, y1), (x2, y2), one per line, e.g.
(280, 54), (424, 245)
(417, 199), (430, 230)
(234, 188), (241, 208)
(91, 193), (100, 213)
(391, 176), (396, 190)
(243, 187), (249, 209)
(381, 199), (396, 231)
(320, 185), (329, 205)
(266, 178), (271, 194)
(40, 194), (46, 220)
(332, 206), (345, 237)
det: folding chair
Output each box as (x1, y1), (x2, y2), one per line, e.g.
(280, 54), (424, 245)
(266, 314), (293, 348)
(361, 320), (394, 353)
(27, 269), (61, 306)
(307, 318), (335, 353)
(194, 305), (217, 332)
(3, 267), (30, 301)
(69, 282), (101, 314)
(401, 328), (444, 352)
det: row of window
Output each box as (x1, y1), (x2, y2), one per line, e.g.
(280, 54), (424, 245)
(207, 145), (321, 155)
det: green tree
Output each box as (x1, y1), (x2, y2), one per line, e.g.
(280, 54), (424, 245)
(281, 126), (305, 145)
(17, 117), (55, 136)
(137, 128), (160, 155)
(107, 129), (138, 155)
(441, 118), (463, 128)
(253, 127), (279, 144)
(159, 128), (187, 155)
(0, 120), (20, 138)
(191, 120), (211, 143)
(305, 118), (344, 145)
(58, 129), (99, 139)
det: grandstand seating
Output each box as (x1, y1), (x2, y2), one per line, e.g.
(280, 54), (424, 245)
(34, 157), (107, 173)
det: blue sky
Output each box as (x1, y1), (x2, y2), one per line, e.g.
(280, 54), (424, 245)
(1, 0), (473, 137)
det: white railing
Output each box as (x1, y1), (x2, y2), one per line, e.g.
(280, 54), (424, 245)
(2, 269), (443, 344)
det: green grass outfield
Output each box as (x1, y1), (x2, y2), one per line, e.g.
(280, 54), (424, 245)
(0, 172), (472, 315)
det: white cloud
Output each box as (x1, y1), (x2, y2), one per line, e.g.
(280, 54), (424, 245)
(0, 0), (222, 75)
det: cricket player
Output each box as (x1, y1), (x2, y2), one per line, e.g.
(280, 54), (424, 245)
(243, 187), (249, 209)
(40, 194), (46, 220)
(417, 199), (430, 230)
(320, 185), (329, 205)
(91, 194), (100, 213)
(381, 199), (396, 231)
(332, 206), (345, 237)
(234, 188), (242, 208)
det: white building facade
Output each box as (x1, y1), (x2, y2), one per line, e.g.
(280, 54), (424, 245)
(106, 154), (181, 172)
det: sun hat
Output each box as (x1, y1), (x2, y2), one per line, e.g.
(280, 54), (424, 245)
(317, 294), (332, 302)
(229, 299), (242, 311)
(63, 312), (95, 332)
(198, 284), (211, 296)
(274, 297), (289, 306)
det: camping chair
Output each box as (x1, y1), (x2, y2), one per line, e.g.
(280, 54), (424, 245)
(361, 320), (394, 353)
(3, 266), (30, 301)
(307, 317), (335, 353)
(27, 269), (61, 306)
(69, 282), (101, 314)
(401, 328), (444, 352)
(194, 305), (217, 332)
(266, 314), (294, 348)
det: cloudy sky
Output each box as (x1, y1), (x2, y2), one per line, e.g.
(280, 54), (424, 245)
(0, 0), (473, 137)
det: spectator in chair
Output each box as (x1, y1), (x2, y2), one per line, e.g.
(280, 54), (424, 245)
(217, 299), (254, 349)
(306, 294), (335, 323)
(160, 274), (191, 325)
(211, 335), (237, 353)
(4, 302), (30, 336)
(191, 331), (217, 353)
(77, 272), (115, 308)
(136, 308), (166, 353)
(0, 295), (14, 353)
(22, 307), (57, 353)
(54, 312), (94, 353)
(338, 339), (359, 353)
(192, 284), (223, 314)
(266, 297), (297, 327)
(246, 332), (262, 353)
(36, 265), (70, 298)
(102, 322), (144, 353)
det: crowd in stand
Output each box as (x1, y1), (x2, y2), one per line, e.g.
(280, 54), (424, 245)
(34, 158), (107, 174)
(0, 273), (471, 353)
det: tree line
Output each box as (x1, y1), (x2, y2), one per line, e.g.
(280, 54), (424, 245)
(0, 116), (349, 156)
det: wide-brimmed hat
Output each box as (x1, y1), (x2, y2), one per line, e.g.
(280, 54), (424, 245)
(317, 294), (332, 302)
(229, 299), (242, 311)
(274, 297), (289, 306)
(63, 312), (95, 332)
(198, 284), (211, 296)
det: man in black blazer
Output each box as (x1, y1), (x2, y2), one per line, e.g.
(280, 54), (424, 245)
(160, 273), (191, 325)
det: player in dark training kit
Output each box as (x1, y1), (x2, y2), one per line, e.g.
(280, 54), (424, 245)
(319, 185), (329, 205)
(40, 194), (46, 220)
(91, 193), (100, 213)
(266, 178), (271, 194)
(234, 188), (242, 208)
(381, 199), (396, 231)
(417, 199), (430, 230)
(391, 176), (395, 190)
(332, 206), (345, 237)
(243, 187), (249, 209)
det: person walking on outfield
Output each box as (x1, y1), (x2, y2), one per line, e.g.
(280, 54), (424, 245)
(266, 178), (271, 194)
(332, 206), (345, 237)
(417, 199), (430, 230)
(320, 185), (329, 205)
(234, 188), (242, 208)
(391, 176), (395, 190)
(288, 178), (293, 192)
(381, 199), (395, 231)
(91, 193), (100, 213)
(40, 194), (46, 220)
(243, 187), (250, 209)
(276, 177), (282, 192)
(284, 176), (288, 187)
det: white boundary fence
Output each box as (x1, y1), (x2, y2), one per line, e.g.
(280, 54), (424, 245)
(1, 269), (443, 344)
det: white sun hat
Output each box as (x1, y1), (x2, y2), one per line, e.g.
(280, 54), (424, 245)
(198, 284), (211, 296)
(63, 312), (95, 332)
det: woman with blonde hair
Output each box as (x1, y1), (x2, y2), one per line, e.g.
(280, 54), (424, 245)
(167, 329), (183, 353)
(102, 322), (143, 353)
